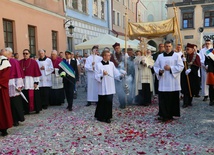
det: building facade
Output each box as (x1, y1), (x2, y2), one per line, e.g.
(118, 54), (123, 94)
(166, 0), (214, 49)
(0, 0), (67, 58)
(110, 0), (168, 51)
(140, 0), (168, 50)
(111, 0), (138, 39)
(65, 0), (110, 54)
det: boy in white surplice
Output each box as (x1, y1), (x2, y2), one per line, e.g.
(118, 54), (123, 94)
(94, 49), (124, 123)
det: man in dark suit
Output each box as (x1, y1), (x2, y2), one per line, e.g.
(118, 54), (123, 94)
(59, 50), (79, 111)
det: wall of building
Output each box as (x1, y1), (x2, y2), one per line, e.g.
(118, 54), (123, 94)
(139, 0), (168, 51)
(0, 0), (67, 58)
(20, 0), (65, 16)
(112, 0), (137, 39)
(65, 0), (110, 54)
(167, 1), (214, 49)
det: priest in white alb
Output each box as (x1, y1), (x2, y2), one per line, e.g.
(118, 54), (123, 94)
(85, 46), (102, 106)
(154, 41), (184, 122)
(37, 49), (54, 109)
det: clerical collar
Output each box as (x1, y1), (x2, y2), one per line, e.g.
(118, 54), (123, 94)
(101, 60), (109, 65)
(39, 56), (47, 61)
(163, 51), (174, 57)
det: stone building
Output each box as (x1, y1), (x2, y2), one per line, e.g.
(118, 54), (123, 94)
(0, 0), (67, 57)
(65, 0), (110, 54)
(166, 0), (214, 49)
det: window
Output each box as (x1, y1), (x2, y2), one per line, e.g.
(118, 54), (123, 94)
(117, 12), (120, 26)
(82, 0), (87, 13)
(113, 10), (115, 25)
(204, 11), (214, 27)
(123, 15), (125, 28)
(147, 14), (154, 22)
(123, 0), (125, 5)
(101, 0), (105, 19)
(28, 26), (36, 55)
(3, 19), (14, 50)
(72, 0), (78, 10)
(67, 37), (73, 51)
(182, 12), (193, 28)
(52, 31), (58, 50)
(93, 0), (98, 17)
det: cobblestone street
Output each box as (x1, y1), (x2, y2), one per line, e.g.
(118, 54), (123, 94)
(0, 88), (214, 154)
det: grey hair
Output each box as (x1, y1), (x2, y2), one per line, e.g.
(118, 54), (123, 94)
(5, 47), (13, 53)
(38, 49), (45, 53)
(51, 50), (58, 55)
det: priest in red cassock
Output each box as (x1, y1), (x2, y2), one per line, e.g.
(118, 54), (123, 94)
(3, 47), (25, 126)
(50, 50), (64, 105)
(19, 49), (42, 114)
(0, 53), (13, 136)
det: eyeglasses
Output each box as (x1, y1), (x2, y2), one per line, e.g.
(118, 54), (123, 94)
(23, 53), (29, 55)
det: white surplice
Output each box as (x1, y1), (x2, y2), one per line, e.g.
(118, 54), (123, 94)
(85, 55), (102, 101)
(95, 61), (121, 95)
(199, 47), (210, 96)
(153, 52), (184, 92)
(51, 68), (63, 89)
(37, 58), (54, 87)
(9, 78), (24, 97)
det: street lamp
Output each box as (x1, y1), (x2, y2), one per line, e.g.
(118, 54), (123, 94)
(64, 20), (75, 34)
(68, 25), (75, 34)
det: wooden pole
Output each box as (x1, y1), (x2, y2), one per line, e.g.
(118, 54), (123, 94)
(175, 34), (178, 47)
(124, 7), (128, 103)
(173, 3), (192, 97)
(125, 7), (128, 64)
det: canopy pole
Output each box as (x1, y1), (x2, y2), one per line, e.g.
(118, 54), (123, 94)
(125, 7), (128, 72)
(124, 7), (128, 104)
(173, 3), (192, 97)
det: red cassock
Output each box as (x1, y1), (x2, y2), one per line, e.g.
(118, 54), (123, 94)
(0, 67), (13, 129)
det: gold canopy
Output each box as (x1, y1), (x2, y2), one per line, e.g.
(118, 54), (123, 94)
(128, 17), (177, 39)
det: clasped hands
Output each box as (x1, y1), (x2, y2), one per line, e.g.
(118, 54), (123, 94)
(40, 66), (45, 70)
(159, 65), (171, 74)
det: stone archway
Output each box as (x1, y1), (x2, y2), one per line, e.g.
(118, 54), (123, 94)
(148, 40), (157, 52)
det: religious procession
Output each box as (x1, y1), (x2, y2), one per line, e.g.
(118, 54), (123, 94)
(1, 37), (214, 137)
(0, 0), (214, 154)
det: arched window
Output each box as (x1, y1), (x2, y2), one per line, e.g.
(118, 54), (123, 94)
(147, 14), (154, 22)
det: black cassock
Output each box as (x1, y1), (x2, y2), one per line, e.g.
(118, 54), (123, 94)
(181, 54), (200, 106)
(94, 95), (113, 120)
(205, 54), (214, 103)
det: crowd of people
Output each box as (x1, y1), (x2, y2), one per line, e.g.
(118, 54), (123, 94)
(0, 39), (214, 136)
